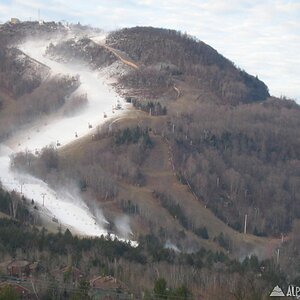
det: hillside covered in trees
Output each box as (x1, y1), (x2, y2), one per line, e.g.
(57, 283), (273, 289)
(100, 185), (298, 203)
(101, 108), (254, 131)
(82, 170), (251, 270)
(167, 99), (300, 236)
(107, 27), (270, 105)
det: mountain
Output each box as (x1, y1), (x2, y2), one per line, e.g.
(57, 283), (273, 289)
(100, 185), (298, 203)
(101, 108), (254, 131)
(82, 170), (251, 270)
(0, 21), (299, 299)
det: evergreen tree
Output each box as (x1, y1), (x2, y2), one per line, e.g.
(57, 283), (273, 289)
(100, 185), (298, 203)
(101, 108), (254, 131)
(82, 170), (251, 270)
(154, 278), (167, 299)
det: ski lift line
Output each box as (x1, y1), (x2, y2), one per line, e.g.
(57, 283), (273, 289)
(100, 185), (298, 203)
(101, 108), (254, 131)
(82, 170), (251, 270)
(22, 112), (116, 148)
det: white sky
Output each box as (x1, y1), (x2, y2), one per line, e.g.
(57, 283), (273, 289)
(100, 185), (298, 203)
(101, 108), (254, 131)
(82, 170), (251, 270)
(0, 0), (299, 101)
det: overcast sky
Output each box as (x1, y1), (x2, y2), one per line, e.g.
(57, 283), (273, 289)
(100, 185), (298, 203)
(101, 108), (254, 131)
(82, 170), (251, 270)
(1, 0), (299, 101)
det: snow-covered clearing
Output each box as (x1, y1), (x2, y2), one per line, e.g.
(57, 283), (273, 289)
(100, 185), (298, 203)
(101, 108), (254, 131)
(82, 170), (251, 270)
(0, 37), (137, 245)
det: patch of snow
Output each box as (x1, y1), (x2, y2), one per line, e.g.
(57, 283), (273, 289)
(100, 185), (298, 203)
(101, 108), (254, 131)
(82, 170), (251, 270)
(164, 240), (181, 253)
(98, 60), (130, 81)
(90, 34), (107, 45)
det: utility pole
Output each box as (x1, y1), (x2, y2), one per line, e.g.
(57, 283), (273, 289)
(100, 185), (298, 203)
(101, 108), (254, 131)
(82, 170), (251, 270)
(20, 183), (24, 194)
(276, 248), (280, 264)
(244, 214), (248, 234)
(41, 193), (46, 206)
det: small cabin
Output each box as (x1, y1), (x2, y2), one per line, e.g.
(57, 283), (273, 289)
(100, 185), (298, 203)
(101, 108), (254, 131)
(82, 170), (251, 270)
(0, 260), (39, 277)
(7, 260), (30, 277)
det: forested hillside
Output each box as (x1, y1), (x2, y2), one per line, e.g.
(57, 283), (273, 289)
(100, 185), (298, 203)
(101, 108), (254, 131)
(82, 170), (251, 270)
(167, 98), (300, 236)
(45, 38), (117, 68)
(107, 27), (269, 105)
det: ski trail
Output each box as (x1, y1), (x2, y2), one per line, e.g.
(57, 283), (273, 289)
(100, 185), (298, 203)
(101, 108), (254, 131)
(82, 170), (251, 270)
(0, 37), (136, 245)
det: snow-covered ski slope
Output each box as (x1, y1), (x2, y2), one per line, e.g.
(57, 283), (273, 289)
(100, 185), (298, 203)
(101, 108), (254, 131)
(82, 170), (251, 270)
(0, 36), (136, 245)
(9, 38), (125, 152)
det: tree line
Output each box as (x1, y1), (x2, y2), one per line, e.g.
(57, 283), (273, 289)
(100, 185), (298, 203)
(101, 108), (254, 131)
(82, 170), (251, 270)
(0, 215), (290, 299)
